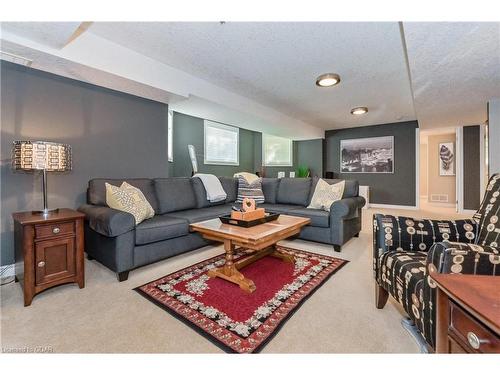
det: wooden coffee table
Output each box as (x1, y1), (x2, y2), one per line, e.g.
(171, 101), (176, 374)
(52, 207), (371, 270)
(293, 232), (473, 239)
(190, 214), (310, 293)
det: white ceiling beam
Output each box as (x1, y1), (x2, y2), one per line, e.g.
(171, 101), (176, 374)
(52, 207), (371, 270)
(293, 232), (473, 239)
(0, 29), (324, 139)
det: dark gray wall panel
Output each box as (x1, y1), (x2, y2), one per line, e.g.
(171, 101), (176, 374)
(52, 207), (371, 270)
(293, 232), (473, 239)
(172, 111), (322, 178)
(463, 125), (481, 210)
(325, 121), (418, 206)
(172, 112), (256, 177)
(297, 139), (323, 177)
(1, 61), (169, 265)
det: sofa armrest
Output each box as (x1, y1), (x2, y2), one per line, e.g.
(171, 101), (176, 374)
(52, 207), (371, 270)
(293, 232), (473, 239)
(426, 242), (499, 275)
(372, 214), (479, 280)
(329, 196), (365, 219)
(78, 204), (136, 237)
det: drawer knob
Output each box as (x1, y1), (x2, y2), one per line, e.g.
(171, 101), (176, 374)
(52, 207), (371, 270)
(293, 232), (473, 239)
(52, 227), (61, 234)
(467, 331), (489, 349)
(37, 261), (45, 268)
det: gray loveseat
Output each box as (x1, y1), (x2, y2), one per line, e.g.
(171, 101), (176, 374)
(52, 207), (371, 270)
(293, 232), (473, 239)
(78, 177), (365, 281)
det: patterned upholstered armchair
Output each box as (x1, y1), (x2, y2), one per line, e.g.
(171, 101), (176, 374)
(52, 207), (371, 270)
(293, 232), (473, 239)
(373, 173), (500, 351)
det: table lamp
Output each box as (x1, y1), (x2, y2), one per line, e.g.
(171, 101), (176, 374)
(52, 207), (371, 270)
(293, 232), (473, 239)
(12, 141), (72, 216)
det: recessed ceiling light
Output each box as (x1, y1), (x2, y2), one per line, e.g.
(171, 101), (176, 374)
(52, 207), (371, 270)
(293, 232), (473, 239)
(315, 73), (340, 87)
(350, 107), (368, 115)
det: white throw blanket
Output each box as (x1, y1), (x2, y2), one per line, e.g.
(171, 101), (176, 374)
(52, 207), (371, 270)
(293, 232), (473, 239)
(193, 173), (227, 203)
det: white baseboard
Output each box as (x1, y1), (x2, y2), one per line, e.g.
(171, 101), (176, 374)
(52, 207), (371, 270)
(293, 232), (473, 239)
(369, 203), (418, 210)
(0, 264), (15, 278)
(460, 209), (476, 215)
(427, 202), (456, 208)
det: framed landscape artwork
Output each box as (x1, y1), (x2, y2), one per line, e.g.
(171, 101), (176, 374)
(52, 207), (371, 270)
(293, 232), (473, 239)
(439, 142), (455, 176)
(340, 136), (394, 173)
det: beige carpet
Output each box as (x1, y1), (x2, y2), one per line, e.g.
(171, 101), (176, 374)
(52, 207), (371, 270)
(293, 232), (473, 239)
(0, 202), (468, 353)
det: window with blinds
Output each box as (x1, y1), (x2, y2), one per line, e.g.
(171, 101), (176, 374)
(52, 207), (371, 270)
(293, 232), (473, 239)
(204, 120), (239, 165)
(263, 134), (293, 166)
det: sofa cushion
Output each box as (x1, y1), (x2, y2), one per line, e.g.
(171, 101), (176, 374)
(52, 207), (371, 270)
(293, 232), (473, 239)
(165, 205), (232, 224)
(276, 178), (311, 206)
(135, 215), (189, 245)
(261, 178), (280, 203)
(258, 203), (303, 214)
(154, 178), (197, 214)
(88, 178), (158, 212)
(287, 207), (330, 228)
(309, 177), (359, 203)
(219, 177), (238, 203)
(191, 177), (227, 208)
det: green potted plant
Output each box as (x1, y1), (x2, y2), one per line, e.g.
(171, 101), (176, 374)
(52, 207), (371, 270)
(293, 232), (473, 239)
(296, 166), (310, 178)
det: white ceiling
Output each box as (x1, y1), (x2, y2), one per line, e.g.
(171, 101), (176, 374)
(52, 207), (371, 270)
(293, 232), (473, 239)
(404, 22), (500, 129)
(1, 22), (81, 49)
(1, 22), (499, 138)
(88, 22), (416, 129)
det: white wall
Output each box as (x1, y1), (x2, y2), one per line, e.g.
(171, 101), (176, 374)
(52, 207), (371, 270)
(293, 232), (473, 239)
(489, 99), (500, 175)
(427, 133), (456, 204)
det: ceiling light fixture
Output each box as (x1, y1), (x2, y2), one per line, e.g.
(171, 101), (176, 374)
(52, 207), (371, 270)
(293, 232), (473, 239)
(350, 107), (368, 115)
(315, 73), (340, 87)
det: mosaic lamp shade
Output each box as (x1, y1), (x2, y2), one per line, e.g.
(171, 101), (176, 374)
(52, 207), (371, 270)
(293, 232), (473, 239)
(12, 141), (72, 216)
(12, 141), (72, 172)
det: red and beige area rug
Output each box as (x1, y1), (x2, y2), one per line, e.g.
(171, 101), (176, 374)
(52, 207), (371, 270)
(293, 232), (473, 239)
(135, 245), (348, 353)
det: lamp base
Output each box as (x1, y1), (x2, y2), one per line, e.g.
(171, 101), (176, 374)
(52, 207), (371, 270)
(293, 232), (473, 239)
(32, 208), (59, 217)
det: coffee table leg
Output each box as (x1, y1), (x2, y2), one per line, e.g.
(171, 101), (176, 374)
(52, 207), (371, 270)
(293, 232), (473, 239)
(270, 244), (295, 263)
(207, 239), (256, 293)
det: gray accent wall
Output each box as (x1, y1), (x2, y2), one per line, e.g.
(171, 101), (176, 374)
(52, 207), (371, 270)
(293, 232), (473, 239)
(325, 121), (418, 206)
(172, 112), (257, 177)
(297, 139), (323, 177)
(172, 111), (323, 178)
(463, 125), (481, 210)
(1, 61), (169, 265)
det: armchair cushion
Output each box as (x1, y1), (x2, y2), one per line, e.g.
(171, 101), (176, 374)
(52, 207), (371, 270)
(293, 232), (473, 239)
(78, 204), (136, 237)
(426, 241), (499, 276)
(373, 214), (479, 284)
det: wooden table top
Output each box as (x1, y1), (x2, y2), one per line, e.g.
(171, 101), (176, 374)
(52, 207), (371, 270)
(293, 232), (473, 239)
(190, 214), (311, 243)
(12, 208), (85, 225)
(431, 273), (500, 336)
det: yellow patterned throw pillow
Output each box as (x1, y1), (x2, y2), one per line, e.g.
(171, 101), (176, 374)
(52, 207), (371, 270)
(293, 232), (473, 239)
(105, 182), (155, 225)
(307, 179), (345, 212)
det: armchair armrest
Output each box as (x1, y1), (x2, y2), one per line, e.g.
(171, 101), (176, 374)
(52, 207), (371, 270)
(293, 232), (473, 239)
(330, 196), (365, 219)
(427, 242), (499, 276)
(78, 204), (136, 237)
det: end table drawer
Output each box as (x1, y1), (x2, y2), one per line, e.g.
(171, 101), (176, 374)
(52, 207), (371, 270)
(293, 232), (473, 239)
(35, 221), (74, 239)
(450, 302), (499, 353)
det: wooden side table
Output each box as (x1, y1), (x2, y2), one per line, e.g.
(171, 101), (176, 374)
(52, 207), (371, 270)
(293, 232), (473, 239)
(13, 208), (85, 306)
(432, 273), (500, 353)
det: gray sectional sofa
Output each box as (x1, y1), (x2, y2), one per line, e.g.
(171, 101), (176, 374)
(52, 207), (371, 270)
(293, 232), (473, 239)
(78, 177), (365, 281)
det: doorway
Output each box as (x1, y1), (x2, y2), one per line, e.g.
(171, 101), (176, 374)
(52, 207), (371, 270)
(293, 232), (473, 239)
(420, 128), (458, 212)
